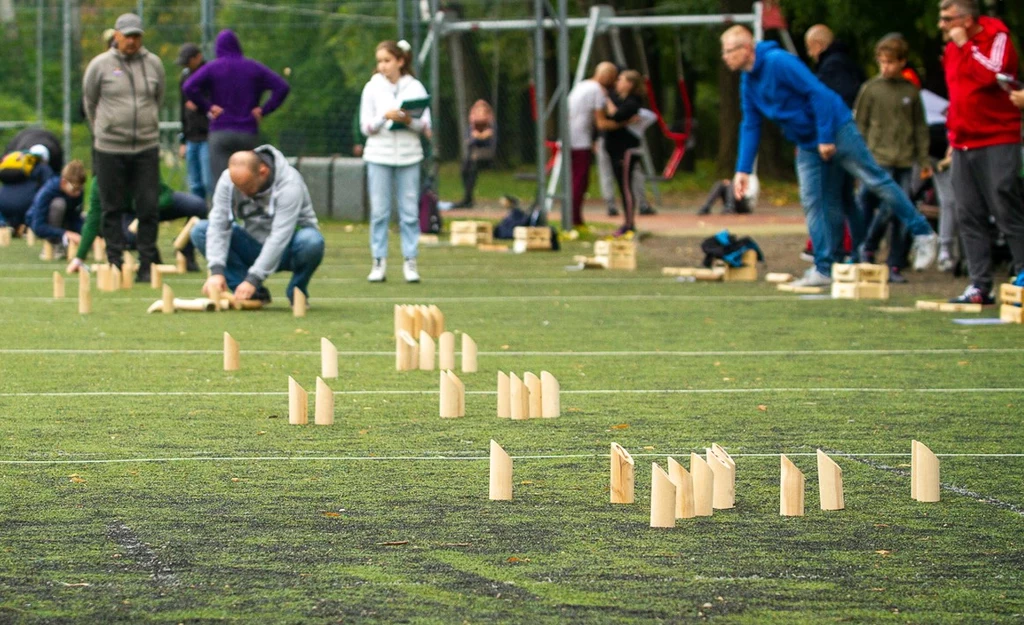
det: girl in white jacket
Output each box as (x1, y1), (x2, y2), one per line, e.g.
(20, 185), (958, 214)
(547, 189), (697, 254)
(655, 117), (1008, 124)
(359, 40), (431, 283)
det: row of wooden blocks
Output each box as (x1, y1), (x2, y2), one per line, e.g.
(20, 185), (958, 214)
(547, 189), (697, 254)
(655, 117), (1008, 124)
(287, 376), (335, 425)
(831, 263), (890, 300)
(575, 239), (638, 271)
(223, 335), (339, 378)
(394, 304), (445, 340)
(662, 249), (758, 282)
(396, 331), (476, 372)
(497, 371), (559, 419)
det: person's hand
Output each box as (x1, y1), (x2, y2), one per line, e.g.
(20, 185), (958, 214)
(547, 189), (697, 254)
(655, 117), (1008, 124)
(949, 26), (968, 46)
(251, 107), (263, 122)
(1011, 89), (1024, 109)
(202, 274), (228, 298)
(384, 109), (409, 122)
(66, 257), (85, 274)
(818, 143), (837, 161)
(208, 104), (224, 120)
(606, 100), (618, 116)
(920, 166), (934, 180)
(732, 172), (750, 200)
(185, 100), (198, 111)
(234, 280), (257, 301)
(179, 144), (186, 159)
(65, 232), (81, 244)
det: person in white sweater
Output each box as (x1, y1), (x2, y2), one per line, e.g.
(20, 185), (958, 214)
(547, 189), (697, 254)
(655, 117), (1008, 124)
(359, 39), (432, 283)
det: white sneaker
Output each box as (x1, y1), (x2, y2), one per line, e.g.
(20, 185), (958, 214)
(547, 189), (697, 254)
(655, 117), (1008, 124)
(937, 250), (955, 273)
(911, 233), (939, 271)
(788, 267), (832, 287)
(403, 258), (420, 283)
(367, 258), (386, 282)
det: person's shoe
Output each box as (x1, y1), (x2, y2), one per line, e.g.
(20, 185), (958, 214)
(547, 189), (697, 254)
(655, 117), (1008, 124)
(857, 243), (876, 265)
(612, 226), (635, 238)
(452, 199), (474, 209)
(798, 251), (814, 263)
(367, 258), (386, 282)
(607, 205), (620, 217)
(253, 287), (272, 304)
(911, 232), (939, 271)
(788, 267), (832, 287)
(696, 206), (711, 216)
(136, 262), (151, 285)
(403, 258), (420, 283)
(183, 243), (201, 272)
(948, 283), (995, 305)
(639, 205), (657, 216)
(888, 267), (908, 284)
(937, 249), (955, 272)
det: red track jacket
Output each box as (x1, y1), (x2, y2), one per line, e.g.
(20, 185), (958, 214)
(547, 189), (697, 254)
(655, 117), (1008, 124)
(943, 16), (1021, 150)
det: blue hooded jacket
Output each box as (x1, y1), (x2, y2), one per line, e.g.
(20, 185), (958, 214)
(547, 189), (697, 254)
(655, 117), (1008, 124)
(736, 41), (853, 173)
(26, 175), (83, 241)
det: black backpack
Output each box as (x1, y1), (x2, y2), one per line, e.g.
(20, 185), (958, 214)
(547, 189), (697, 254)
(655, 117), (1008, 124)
(701, 229), (763, 268)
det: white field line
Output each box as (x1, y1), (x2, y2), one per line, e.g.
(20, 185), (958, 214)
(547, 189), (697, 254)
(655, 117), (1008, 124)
(2, 452), (1023, 465)
(1, 276), (675, 285)
(0, 347), (1021, 357)
(2, 387), (1023, 398)
(0, 294), (827, 304)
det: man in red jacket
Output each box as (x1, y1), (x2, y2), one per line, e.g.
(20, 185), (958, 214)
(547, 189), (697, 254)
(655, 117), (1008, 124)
(940, 0), (1024, 304)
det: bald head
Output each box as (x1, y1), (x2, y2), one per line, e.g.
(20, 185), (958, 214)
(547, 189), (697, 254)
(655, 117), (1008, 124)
(594, 61), (618, 88)
(805, 24), (834, 62)
(228, 151), (270, 196)
(721, 25), (753, 48)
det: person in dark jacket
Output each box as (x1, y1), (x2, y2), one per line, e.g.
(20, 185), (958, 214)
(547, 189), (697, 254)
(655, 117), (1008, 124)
(26, 160), (87, 257)
(597, 70), (645, 237)
(182, 30), (291, 187)
(0, 144), (54, 230)
(805, 24), (866, 259)
(176, 42), (211, 200)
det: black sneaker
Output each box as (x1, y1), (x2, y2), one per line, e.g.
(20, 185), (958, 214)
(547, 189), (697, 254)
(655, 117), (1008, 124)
(949, 284), (994, 305)
(253, 287), (272, 304)
(136, 262), (151, 284)
(639, 205), (657, 216)
(888, 267), (908, 284)
(607, 206), (620, 217)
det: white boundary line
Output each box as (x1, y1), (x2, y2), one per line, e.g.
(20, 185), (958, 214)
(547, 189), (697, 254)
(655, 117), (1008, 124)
(2, 452), (1022, 465)
(2, 387), (1023, 398)
(2, 348), (1021, 357)
(0, 294), (827, 303)
(1, 276), (674, 285)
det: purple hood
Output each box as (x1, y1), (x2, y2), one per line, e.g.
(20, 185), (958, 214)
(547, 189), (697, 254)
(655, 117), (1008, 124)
(182, 29), (290, 135)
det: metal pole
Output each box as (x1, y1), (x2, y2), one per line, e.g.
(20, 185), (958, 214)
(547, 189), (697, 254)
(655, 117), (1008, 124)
(136, 0), (143, 22)
(411, 0), (421, 62)
(36, 0), (43, 124)
(201, 0), (211, 57)
(397, 0), (406, 41)
(429, 0), (440, 180)
(533, 0), (546, 212)
(62, 0), (71, 157)
(556, 0), (571, 231)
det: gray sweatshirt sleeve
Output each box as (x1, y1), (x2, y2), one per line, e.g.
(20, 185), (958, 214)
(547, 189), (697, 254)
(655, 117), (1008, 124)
(82, 57), (102, 130)
(245, 180), (303, 286)
(205, 171), (235, 275)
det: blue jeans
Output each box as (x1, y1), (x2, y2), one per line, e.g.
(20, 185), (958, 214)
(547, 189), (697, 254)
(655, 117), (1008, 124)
(860, 167), (913, 269)
(795, 122), (933, 275)
(191, 220), (325, 303)
(366, 162), (420, 260)
(185, 141), (211, 200)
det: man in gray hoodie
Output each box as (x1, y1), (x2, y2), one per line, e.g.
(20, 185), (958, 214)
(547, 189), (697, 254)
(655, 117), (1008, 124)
(192, 145), (324, 305)
(82, 13), (165, 280)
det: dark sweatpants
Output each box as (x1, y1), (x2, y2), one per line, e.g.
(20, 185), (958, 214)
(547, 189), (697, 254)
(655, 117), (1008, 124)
(570, 148), (593, 227)
(952, 143), (1024, 289)
(209, 131), (260, 188)
(94, 147), (160, 266)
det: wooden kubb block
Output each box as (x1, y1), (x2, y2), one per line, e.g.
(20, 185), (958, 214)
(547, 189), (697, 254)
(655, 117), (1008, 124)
(594, 239), (637, 271)
(223, 332), (240, 371)
(0, 226), (12, 247)
(911, 440), (940, 502)
(610, 443), (635, 504)
(439, 370), (464, 418)
(289, 377), (308, 425)
(650, 463), (676, 528)
(831, 263), (889, 283)
(461, 333), (478, 373)
(706, 444), (735, 509)
(999, 284), (1023, 323)
(321, 337), (338, 379)
(723, 249), (758, 282)
(450, 221), (484, 246)
(513, 226), (551, 252)
(816, 449), (844, 511)
(419, 331), (436, 370)
(396, 330), (419, 371)
(780, 454), (805, 517)
(831, 281), (890, 300)
(667, 456), (695, 519)
(315, 377), (334, 425)
(52, 272), (65, 299)
(489, 440), (513, 501)
(690, 453), (714, 517)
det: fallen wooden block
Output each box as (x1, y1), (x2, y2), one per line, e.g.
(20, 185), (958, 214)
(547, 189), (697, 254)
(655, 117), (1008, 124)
(173, 216), (199, 251)
(419, 233), (440, 245)
(690, 453), (714, 517)
(489, 440), (513, 501)
(610, 443), (635, 504)
(289, 377), (308, 425)
(667, 456), (695, 519)
(146, 297), (219, 314)
(218, 292), (264, 310)
(477, 243), (510, 253)
(777, 283), (824, 294)
(650, 463), (676, 528)
(321, 337), (338, 379)
(915, 300), (984, 313)
(832, 282), (890, 300)
(780, 454), (805, 516)
(911, 440), (940, 502)
(223, 332), (240, 371)
(461, 333), (478, 373)
(315, 377), (334, 425)
(593, 239), (636, 270)
(765, 272), (793, 283)
(816, 449), (845, 511)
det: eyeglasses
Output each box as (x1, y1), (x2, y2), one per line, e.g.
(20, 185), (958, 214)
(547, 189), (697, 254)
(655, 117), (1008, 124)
(721, 45), (745, 57)
(938, 13), (966, 23)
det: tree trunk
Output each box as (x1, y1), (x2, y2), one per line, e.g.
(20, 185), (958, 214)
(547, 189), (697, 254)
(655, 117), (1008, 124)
(714, 0), (748, 177)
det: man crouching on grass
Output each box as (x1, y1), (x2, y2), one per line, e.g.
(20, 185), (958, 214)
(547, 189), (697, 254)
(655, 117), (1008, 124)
(192, 146), (324, 305)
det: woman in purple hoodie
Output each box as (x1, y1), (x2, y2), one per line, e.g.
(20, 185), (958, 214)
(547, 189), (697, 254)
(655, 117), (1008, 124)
(182, 30), (290, 187)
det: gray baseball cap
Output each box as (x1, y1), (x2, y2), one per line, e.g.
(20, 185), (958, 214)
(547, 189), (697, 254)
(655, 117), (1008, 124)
(114, 13), (144, 36)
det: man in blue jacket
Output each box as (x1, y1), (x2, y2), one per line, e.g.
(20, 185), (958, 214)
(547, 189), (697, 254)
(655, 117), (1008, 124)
(721, 25), (938, 286)
(26, 160), (86, 258)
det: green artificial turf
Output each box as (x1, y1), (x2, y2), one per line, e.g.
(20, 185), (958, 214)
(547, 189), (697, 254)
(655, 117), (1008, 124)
(1, 222), (1022, 624)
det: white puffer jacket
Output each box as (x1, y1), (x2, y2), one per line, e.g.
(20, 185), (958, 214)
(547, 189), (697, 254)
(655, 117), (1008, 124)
(359, 73), (431, 167)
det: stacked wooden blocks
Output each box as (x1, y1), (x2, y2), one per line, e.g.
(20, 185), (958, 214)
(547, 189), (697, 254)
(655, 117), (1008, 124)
(450, 221), (493, 247)
(831, 263), (889, 300)
(999, 283), (1023, 323)
(512, 226), (551, 253)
